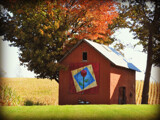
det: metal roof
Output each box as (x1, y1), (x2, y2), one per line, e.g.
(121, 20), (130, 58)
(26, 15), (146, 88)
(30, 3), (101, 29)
(60, 39), (141, 72)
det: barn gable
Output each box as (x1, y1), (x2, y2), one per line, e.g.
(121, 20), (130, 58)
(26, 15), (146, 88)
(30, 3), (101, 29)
(59, 39), (138, 105)
(59, 39), (141, 72)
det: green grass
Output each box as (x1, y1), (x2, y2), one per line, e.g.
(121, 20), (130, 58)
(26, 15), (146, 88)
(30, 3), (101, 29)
(1, 105), (159, 120)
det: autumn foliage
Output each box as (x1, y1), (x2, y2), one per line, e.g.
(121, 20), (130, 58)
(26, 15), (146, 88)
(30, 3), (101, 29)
(0, 0), (118, 81)
(42, 0), (118, 41)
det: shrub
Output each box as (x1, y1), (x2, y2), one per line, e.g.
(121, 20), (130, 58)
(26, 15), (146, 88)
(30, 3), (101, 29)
(0, 85), (22, 106)
(24, 100), (44, 106)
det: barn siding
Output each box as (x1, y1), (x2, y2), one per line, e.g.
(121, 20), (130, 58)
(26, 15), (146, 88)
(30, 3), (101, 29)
(59, 41), (136, 105)
(110, 65), (135, 104)
(59, 42), (111, 105)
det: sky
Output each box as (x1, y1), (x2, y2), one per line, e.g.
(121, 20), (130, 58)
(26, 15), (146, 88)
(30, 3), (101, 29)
(0, 38), (35, 78)
(0, 28), (160, 82)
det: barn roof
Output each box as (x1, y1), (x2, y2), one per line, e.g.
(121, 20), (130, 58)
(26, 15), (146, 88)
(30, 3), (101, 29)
(60, 39), (141, 72)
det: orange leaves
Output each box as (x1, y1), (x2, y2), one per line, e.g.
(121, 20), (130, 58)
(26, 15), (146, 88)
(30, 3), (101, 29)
(55, 0), (118, 35)
(66, 0), (118, 41)
(12, 0), (118, 42)
(45, 0), (51, 5)
(39, 29), (44, 35)
(43, 25), (48, 30)
(16, 0), (117, 44)
(45, 0), (55, 17)
(17, 9), (23, 14)
(47, 7), (54, 16)
(54, 21), (60, 29)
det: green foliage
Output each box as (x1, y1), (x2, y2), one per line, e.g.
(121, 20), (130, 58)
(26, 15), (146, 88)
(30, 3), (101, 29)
(84, 79), (89, 82)
(112, 0), (160, 67)
(0, 0), (66, 82)
(24, 100), (44, 106)
(112, 0), (160, 104)
(0, 85), (22, 106)
(0, 0), (118, 82)
(78, 82), (83, 86)
(24, 100), (34, 106)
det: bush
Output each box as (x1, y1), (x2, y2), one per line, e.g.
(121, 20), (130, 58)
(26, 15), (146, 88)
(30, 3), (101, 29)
(0, 85), (22, 106)
(24, 100), (45, 106)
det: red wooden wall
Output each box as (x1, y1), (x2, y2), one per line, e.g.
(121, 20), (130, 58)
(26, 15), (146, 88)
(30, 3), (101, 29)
(110, 65), (135, 104)
(59, 41), (135, 105)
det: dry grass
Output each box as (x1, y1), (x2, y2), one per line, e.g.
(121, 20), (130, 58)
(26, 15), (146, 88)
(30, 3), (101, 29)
(0, 77), (59, 105)
(1, 78), (159, 106)
(136, 80), (160, 104)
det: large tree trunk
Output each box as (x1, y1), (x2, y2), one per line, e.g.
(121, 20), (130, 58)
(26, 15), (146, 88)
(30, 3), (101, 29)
(141, 31), (153, 104)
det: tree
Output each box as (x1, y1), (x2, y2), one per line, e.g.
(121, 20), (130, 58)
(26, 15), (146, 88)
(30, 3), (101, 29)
(0, 0), (118, 82)
(110, 0), (160, 104)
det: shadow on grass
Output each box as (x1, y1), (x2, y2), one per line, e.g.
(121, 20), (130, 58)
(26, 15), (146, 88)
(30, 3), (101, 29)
(24, 100), (45, 106)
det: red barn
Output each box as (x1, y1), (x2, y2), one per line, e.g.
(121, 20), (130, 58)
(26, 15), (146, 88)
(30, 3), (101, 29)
(59, 39), (141, 105)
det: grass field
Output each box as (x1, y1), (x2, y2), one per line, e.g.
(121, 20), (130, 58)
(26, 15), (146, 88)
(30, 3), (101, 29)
(0, 78), (160, 105)
(0, 78), (160, 120)
(0, 105), (160, 120)
(0, 78), (59, 105)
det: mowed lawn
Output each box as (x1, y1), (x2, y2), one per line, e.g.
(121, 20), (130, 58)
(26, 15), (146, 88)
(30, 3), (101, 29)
(0, 105), (159, 120)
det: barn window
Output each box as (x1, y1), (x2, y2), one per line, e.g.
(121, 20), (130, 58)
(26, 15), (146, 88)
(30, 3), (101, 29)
(83, 52), (87, 61)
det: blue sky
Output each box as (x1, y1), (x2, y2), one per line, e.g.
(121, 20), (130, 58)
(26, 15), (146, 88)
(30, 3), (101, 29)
(0, 28), (160, 82)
